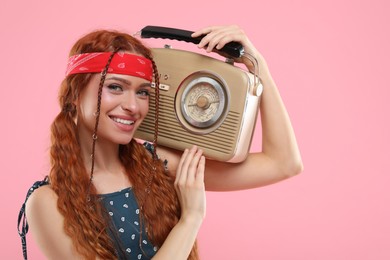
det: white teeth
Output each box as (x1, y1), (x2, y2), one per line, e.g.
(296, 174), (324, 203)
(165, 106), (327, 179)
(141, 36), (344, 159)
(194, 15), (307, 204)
(112, 117), (134, 125)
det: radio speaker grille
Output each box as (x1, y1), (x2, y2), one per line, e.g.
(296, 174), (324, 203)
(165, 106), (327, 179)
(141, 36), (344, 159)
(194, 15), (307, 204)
(136, 93), (240, 154)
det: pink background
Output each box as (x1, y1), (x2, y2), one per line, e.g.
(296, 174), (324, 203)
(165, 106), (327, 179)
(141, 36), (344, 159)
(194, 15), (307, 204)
(1, 0), (389, 259)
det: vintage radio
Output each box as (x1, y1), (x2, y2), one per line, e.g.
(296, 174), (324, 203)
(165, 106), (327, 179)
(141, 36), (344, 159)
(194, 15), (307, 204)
(134, 26), (263, 163)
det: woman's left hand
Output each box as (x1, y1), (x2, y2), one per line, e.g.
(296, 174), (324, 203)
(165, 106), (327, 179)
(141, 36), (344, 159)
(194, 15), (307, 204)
(191, 25), (267, 75)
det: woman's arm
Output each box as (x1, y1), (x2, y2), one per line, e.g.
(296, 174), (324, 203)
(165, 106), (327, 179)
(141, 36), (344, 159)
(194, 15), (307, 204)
(26, 186), (82, 259)
(27, 147), (205, 260)
(158, 25), (303, 191)
(153, 146), (206, 259)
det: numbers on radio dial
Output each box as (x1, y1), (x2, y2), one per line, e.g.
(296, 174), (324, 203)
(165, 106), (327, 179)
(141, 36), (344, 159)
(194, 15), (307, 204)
(180, 75), (227, 129)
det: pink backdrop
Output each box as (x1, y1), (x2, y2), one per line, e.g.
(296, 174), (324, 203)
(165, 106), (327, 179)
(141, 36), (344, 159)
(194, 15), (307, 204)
(1, 0), (389, 259)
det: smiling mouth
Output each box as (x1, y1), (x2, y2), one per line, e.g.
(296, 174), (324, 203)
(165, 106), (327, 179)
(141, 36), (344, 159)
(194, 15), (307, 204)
(111, 117), (135, 125)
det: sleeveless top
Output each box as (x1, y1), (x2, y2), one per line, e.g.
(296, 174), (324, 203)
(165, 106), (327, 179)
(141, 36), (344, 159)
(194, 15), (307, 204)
(100, 187), (157, 259)
(18, 142), (167, 260)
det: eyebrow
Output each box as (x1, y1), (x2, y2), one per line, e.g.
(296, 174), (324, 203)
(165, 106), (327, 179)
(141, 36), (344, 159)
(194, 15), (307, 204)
(105, 76), (152, 88)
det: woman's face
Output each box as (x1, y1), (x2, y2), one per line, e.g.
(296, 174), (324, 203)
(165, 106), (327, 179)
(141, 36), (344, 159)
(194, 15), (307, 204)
(77, 73), (151, 145)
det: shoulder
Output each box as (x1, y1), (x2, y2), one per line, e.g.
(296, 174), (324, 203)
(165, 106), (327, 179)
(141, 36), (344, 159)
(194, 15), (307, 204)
(26, 185), (58, 215)
(25, 185), (61, 237)
(25, 185), (80, 258)
(141, 141), (170, 172)
(155, 146), (182, 176)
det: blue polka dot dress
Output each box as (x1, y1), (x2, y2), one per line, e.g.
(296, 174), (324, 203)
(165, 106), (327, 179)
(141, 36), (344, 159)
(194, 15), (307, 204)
(100, 187), (158, 259)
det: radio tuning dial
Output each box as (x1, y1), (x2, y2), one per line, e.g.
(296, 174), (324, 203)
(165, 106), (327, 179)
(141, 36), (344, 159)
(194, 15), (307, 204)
(177, 73), (229, 132)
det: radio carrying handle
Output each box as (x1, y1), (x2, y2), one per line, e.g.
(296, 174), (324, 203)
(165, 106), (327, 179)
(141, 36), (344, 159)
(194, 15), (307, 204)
(140, 26), (244, 58)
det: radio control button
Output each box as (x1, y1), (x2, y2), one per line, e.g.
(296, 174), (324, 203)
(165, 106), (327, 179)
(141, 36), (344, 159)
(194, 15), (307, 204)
(151, 82), (170, 91)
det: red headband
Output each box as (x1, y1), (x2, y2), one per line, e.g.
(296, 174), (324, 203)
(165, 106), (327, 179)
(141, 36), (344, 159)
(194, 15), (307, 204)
(65, 52), (153, 81)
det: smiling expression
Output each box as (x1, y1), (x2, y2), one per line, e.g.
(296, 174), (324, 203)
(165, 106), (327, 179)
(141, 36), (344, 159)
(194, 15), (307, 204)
(76, 73), (151, 145)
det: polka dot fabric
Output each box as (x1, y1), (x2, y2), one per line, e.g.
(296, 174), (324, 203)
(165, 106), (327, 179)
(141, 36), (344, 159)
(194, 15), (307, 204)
(100, 187), (158, 259)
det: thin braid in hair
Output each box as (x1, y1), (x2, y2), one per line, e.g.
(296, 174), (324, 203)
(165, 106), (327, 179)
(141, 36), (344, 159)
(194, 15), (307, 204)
(45, 30), (199, 259)
(151, 59), (160, 158)
(85, 50), (163, 258)
(138, 56), (161, 258)
(87, 50), (119, 201)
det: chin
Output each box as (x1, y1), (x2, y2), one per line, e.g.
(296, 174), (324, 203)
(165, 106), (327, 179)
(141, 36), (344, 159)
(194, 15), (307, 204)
(108, 134), (134, 145)
(116, 138), (134, 145)
(119, 140), (133, 145)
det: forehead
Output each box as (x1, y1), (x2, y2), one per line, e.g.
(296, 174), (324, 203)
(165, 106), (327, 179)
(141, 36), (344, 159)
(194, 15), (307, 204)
(105, 73), (152, 85)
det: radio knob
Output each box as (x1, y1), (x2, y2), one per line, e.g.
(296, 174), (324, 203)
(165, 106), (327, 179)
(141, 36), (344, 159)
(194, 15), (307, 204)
(196, 96), (210, 109)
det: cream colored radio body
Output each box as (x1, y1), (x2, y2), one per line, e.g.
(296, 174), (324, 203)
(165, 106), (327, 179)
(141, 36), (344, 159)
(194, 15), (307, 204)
(134, 47), (263, 163)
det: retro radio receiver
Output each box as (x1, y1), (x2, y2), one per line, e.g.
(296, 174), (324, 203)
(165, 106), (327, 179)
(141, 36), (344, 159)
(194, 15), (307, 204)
(134, 26), (263, 163)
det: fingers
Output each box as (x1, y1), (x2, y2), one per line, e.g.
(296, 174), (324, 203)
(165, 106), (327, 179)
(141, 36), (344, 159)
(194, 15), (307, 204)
(175, 146), (204, 187)
(175, 148), (188, 185)
(174, 146), (206, 221)
(191, 25), (262, 74)
(195, 155), (205, 186)
(191, 25), (247, 53)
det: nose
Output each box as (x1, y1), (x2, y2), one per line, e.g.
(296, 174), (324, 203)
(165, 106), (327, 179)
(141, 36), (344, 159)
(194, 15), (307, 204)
(121, 91), (139, 114)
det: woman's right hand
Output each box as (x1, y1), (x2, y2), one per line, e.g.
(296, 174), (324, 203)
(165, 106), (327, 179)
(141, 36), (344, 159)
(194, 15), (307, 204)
(153, 146), (205, 259)
(174, 145), (206, 223)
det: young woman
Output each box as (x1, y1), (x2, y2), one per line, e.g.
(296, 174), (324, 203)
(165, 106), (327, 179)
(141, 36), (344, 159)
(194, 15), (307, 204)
(21, 25), (303, 260)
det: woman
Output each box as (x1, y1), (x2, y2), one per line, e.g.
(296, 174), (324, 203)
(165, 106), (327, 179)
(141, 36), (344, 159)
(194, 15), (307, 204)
(22, 25), (303, 259)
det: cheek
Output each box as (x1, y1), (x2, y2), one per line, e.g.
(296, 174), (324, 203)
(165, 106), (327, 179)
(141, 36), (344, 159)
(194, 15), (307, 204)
(141, 99), (150, 116)
(78, 80), (100, 118)
(99, 93), (116, 110)
(78, 96), (97, 121)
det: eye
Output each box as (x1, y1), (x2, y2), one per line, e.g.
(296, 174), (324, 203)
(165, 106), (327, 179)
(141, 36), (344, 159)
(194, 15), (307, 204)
(107, 84), (123, 92)
(137, 89), (150, 97)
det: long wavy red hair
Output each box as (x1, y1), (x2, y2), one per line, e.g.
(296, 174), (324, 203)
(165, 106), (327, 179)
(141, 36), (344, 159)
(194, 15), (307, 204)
(49, 29), (199, 259)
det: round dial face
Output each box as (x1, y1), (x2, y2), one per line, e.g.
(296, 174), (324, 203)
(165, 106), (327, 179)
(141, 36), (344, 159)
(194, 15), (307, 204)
(181, 77), (226, 128)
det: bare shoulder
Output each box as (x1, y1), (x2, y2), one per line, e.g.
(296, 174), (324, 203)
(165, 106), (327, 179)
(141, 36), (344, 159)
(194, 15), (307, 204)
(26, 185), (79, 258)
(26, 185), (58, 210)
(26, 185), (60, 225)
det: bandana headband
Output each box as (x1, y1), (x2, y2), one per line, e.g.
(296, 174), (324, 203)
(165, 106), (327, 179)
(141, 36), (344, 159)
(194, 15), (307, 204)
(65, 52), (153, 81)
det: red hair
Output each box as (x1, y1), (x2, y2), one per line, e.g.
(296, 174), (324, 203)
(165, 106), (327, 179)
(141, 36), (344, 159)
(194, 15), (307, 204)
(49, 29), (199, 259)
